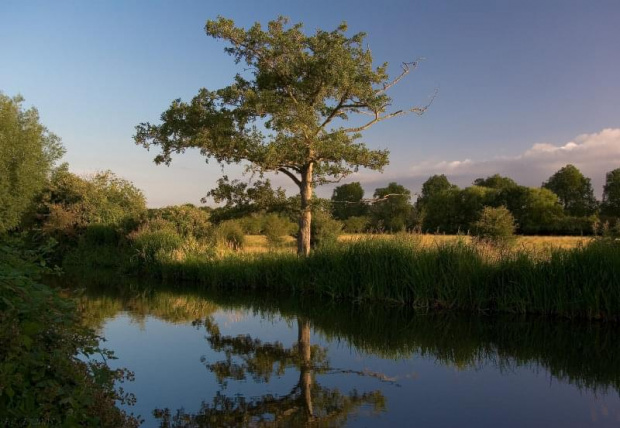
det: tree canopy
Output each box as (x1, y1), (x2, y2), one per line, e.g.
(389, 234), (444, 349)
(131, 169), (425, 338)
(542, 164), (598, 217)
(0, 93), (64, 232)
(135, 16), (429, 254)
(331, 182), (367, 220)
(370, 182), (412, 232)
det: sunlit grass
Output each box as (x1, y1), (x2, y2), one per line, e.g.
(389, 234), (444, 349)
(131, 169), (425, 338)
(239, 233), (591, 255)
(142, 235), (620, 320)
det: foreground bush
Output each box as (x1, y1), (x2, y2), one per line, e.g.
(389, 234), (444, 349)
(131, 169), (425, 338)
(0, 240), (138, 426)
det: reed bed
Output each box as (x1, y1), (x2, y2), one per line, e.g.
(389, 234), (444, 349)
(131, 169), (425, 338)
(141, 237), (619, 320)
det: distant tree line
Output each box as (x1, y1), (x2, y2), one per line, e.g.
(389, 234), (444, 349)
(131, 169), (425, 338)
(328, 165), (620, 236)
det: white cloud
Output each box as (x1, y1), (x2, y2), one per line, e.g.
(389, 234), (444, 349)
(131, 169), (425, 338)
(397, 128), (620, 196)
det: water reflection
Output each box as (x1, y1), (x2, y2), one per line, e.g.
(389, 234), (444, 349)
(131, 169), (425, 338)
(153, 318), (385, 427)
(73, 282), (620, 426)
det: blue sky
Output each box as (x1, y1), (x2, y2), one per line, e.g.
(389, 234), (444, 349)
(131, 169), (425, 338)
(2, 0), (619, 206)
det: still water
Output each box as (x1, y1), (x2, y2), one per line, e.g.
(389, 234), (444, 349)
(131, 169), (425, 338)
(79, 286), (620, 427)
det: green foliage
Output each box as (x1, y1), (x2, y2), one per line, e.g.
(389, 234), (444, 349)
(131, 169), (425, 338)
(601, 168), (620, 219)
(144, 238), (620, 320)
(473, 174), (518, 190)
(206, 176), (289, 222)
(129, 224), (184, 265)
(0, 93), (65, 232)
(150, 204), (212, 239)
(135, 16), (426, 254)
(215, 221), (246, 251)
(262, 214), (296, 247)
(496, 186), (564, 234)
(343, 215), (370, 233)
(240, 214), (265, 234)
(370, 182), (413, 232)
(417, 174), (456, 211)
(0, 241), (138, 426)
(331, 182), (367, 220)
(39, 168), (147, 243)
(310, 211), (343, 248)
(543, 164), (598, 217)
(472, 206), (516, 245)
(83, 224), (122, 246)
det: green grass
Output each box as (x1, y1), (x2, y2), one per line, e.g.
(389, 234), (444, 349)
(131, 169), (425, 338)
(131, 236), (620, 320)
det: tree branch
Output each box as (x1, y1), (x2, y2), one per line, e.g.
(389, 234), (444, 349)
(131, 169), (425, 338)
(317, 91), (349, 134)
(277, 167), (302, 187)
(376, 59), (422, 95)
(342, 88), (437, 133)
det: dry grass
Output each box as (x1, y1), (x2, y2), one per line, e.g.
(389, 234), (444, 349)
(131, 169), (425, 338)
(241, 233), (591, 254)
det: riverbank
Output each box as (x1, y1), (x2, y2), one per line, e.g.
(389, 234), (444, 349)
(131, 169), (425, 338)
(68, 236), (620, 321)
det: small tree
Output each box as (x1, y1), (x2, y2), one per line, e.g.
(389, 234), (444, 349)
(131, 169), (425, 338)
(0, 94), (65, 232)
(135, 17), (430, 255)
(472, 206), (516, 245)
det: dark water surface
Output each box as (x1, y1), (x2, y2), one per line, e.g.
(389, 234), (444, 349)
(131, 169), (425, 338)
(77, 284), (620, 427)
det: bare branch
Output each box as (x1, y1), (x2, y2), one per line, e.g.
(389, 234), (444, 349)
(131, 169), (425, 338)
(342, 88), (437, 133)
(329, 193), (410, 205)
(376, 59), (423, 95)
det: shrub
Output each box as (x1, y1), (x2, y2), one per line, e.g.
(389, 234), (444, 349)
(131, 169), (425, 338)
(83, 224), (121, 246)
(311, 211), (343, 248)
(240, 215), (265, 235)
(215, 221), (245, 251)
(130, 228), (183, 265)
(263, 214), (295, 247)
(472, 206), (516, 245)
(152, 204), (211, 239)
(343, 216), (370, 233)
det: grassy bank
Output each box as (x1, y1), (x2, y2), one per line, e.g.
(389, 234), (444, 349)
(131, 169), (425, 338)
(129, 236), (620, 320)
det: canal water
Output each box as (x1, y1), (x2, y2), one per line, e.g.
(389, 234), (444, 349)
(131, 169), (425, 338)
(78, 285), (620, 427)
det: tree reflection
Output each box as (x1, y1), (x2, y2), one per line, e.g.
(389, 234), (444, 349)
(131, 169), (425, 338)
(154, 317), (386, 427)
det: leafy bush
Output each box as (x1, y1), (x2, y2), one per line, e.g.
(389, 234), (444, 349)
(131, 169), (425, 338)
(343, 216), (370, 233)
(311, 211), (343, 248)
(38, 169), (147, 245)
(130, 227), (183, 265)
(83, 224), (121, 246)
(151, 204), (211, 239)
(240, 215), (265, 235)
(472, 206), (516, 245)
(0, 241), (138, 426)
(215, 221), (245, 251)
(263, 214), (295, 247)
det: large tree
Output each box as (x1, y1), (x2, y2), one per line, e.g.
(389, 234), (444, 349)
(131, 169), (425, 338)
(135, 16), (430, 255)
(542, 164), (598, 217)
(0, 94), (64, 232)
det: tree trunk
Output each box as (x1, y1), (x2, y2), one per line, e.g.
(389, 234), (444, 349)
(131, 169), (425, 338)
(297, 164), (313, 256)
